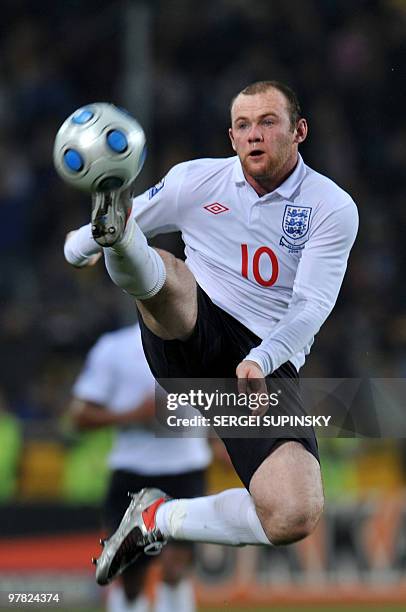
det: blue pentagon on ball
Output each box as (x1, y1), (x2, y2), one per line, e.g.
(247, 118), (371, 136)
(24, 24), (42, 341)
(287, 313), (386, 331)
(71, 108), (94, 124)
(106, 130), (128, 153)
(63, 149), (84, 172)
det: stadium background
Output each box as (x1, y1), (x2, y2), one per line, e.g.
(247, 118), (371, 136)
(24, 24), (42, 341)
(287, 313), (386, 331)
(1, 0), (406, 610)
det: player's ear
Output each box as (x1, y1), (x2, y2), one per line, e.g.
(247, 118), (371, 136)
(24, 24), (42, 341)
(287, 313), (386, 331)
(229, 127), (237, 151)
(295, 118), (308, 144)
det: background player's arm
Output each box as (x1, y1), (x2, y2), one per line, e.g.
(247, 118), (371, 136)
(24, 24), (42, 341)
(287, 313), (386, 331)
(70, 333), (156, 430)
(244, 200), (359, 376)
(68, 396), (155, 430)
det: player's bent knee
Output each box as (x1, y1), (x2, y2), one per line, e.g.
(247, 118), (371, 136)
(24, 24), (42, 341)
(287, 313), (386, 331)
(258, 496), (324, 546)
(272, 506), (322, 546)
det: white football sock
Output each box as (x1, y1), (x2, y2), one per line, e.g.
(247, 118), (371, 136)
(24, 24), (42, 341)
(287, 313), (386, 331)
(106, 586), (150, 612)
(64, 223), (101, 267)
(156, 488), (270, 546)
(154, 580), (195, 612)
(104, 217), (166, 300)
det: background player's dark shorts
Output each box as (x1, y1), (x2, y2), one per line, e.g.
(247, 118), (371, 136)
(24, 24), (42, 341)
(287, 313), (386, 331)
(103, 470), (206, 580)
(104, 468), (206, 553)
(138, 285), (319, 489)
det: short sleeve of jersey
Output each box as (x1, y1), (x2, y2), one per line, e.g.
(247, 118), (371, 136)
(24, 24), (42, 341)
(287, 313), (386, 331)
(132, 162), (189, 238)
(72, 336), (115, 405)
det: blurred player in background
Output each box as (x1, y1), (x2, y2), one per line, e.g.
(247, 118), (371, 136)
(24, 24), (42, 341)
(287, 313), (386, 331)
(64, 80), (358, 584)
(68, 322), (211, 612)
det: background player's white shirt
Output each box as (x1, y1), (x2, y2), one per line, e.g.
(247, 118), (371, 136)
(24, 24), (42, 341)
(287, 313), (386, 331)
(134, 155), (358, 375)
(72, 324), (211, 474)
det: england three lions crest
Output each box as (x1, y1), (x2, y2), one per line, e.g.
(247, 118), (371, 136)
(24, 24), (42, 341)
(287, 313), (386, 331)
(280, 205), (312, 251)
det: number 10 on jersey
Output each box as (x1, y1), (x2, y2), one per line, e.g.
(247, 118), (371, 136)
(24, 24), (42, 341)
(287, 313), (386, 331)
(241, 244), (279, 287)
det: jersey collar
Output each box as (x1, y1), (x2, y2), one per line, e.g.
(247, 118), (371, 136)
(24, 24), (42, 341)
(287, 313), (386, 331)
(233, 154), (306, 199)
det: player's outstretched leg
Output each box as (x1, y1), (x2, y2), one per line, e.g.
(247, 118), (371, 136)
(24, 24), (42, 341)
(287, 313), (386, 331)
(93, 443), (324, 586)
(93, 487), (270, 585)
(91, 189), (198, 341)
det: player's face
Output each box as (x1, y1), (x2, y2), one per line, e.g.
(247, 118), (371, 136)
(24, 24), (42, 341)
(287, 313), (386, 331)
(229, 89), (307, 194)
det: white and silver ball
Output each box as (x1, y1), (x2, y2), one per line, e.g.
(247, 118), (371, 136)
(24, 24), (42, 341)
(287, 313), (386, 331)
(53, 102), (146, 192)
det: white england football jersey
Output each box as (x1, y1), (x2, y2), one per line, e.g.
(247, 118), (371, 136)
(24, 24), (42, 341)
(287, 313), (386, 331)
(134, 154), (358, 374)
(72, 324), (211, 474)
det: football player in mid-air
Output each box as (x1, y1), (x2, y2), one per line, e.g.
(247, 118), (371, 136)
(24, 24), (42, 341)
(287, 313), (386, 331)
(64, 80), (358, 586)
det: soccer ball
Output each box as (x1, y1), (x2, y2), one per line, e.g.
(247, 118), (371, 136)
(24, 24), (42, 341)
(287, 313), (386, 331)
(53, 102), (146, 192)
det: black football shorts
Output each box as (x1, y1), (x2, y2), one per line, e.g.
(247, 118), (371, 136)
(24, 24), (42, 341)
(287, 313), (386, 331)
(138, 284), (319, 489)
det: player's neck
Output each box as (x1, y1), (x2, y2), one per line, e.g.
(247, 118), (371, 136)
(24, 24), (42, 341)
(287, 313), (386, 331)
(246, 176), (276, 197)
(245, 157), (298, 197)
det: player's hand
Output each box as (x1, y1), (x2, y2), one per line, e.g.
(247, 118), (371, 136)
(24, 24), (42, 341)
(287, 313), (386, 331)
(236, 360), (269, 415)
(65, 230), (102, 267)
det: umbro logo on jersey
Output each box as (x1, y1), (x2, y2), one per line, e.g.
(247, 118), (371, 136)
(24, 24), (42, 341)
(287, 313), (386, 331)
(203, 202), (229, 215)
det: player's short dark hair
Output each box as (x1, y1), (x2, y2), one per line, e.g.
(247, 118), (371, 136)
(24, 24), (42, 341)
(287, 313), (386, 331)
(231, 80), (302, 129)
